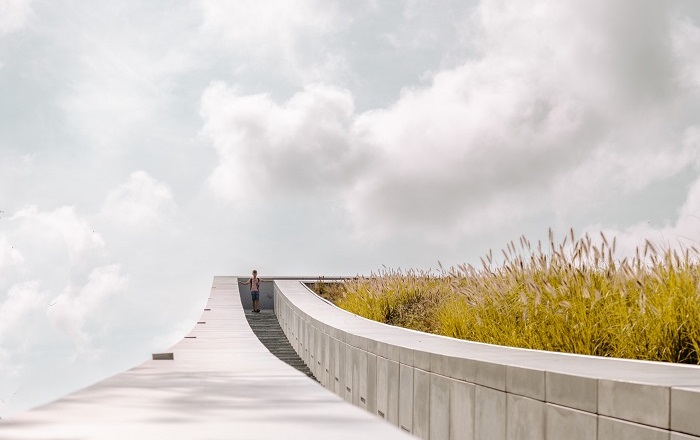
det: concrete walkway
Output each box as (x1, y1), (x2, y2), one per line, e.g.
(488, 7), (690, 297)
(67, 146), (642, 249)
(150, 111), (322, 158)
(0, 277), (412, 440)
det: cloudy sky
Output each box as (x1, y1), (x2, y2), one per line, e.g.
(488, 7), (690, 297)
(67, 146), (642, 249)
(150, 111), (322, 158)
(1, 0), (700, 417)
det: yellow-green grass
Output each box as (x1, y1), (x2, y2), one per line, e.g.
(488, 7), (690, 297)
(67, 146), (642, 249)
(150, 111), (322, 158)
(317, 230), (700, 364)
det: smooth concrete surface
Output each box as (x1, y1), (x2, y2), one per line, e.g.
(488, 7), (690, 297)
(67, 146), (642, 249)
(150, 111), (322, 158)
(672, 386), (700, 436)
(0, 277), (412, 440)
(449, 378), (475, 440)
(545, 404), (597, 440)
(474, 385), (506, 440)
(429, 373), (449, 440)
(597, 415), (670, 440)
(274, 279), (700, 440)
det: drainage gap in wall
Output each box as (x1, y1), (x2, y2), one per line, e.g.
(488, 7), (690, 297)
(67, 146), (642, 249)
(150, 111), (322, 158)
(185, 336), (196, 339)
(152, 353), (174, 360)
(197, 321), (206, 324)
(378, 411), (385, 419)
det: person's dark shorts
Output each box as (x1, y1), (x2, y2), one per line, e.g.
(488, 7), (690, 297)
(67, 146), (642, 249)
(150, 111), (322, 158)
(251, 291), (260, 301)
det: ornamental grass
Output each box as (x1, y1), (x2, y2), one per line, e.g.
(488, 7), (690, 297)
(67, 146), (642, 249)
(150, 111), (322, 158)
(323, 229), (700, 364)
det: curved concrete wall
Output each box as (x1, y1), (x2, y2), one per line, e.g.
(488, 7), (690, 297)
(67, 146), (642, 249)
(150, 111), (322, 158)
(274, 279), (700, 440)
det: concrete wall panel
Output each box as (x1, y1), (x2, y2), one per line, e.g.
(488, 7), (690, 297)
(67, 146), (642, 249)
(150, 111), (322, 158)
(671, 386), (700, 437)
(377, 356), (389, 420)
(474, 360), (506, 391)
(357, 348), (368, 409)
(671, 433), (700, 440)
(474, 385), (505, 440)
(345, 344), (353, 402)
(387, 359), (400, 426)
(546, 371), (597, 413)
(367, 352), (377, 414)
(506, 366), (545, 401)
(413, 369), (430, 439)
(399, 363), (414, 433)
(598, 416), (670, 440)
(598, 380), (669, 429)
(546, 403), (597, 440)
(506, 394), (545, 440)
(450, 379), (475, 440)
(429, 373), (450, 440)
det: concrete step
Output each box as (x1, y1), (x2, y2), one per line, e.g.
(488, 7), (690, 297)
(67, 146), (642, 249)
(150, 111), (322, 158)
(245, 310), (317, 381)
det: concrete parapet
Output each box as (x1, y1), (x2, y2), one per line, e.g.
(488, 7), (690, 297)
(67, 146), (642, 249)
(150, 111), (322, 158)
(274, 279), (700, 440)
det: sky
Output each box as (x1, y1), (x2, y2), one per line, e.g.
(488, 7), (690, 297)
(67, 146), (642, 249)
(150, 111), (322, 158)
(1, 0), (700, 417)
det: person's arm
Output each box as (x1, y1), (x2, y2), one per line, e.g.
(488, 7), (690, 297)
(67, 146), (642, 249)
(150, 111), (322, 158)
(239, 278), (251, 285)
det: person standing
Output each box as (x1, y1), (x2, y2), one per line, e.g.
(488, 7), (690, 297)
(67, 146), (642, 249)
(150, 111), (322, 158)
(239, 270), (261, 313)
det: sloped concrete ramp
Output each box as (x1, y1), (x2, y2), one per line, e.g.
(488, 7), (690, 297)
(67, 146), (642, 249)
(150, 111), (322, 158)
(0, 276), (412, 440)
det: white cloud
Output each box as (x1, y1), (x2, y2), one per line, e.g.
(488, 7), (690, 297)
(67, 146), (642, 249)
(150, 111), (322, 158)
(54, 2), (200, 152)
(0, 0), (32, 34)
(201, 1), (700, 243)
(672, 14), (700, 93)
(0, 235), (24, 272)
(0, 281), (45, 416)
(198, 0), (347, 83)
(11, 206), (105, 265)
(0, 281), (45, 348)
(201, 81), (360, 204)
(47, 265), (128, 355)
(99, 171), (176, 230)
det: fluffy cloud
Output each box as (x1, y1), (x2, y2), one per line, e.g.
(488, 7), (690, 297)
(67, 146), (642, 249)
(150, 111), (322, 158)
(99, 171), (176, 229)
(47, 265), (128, 355)
(11, 206), (105, 265)
(201, 0), (700, 242)
(0, 235), (24, 272)
(201, 81), (360, 203)
(197, 0), (347, 83)
(53, 2), (200, 153)
(0, 0), (32, 34)
(0, 281), (45, 349)
(0, 281), (46, 411)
